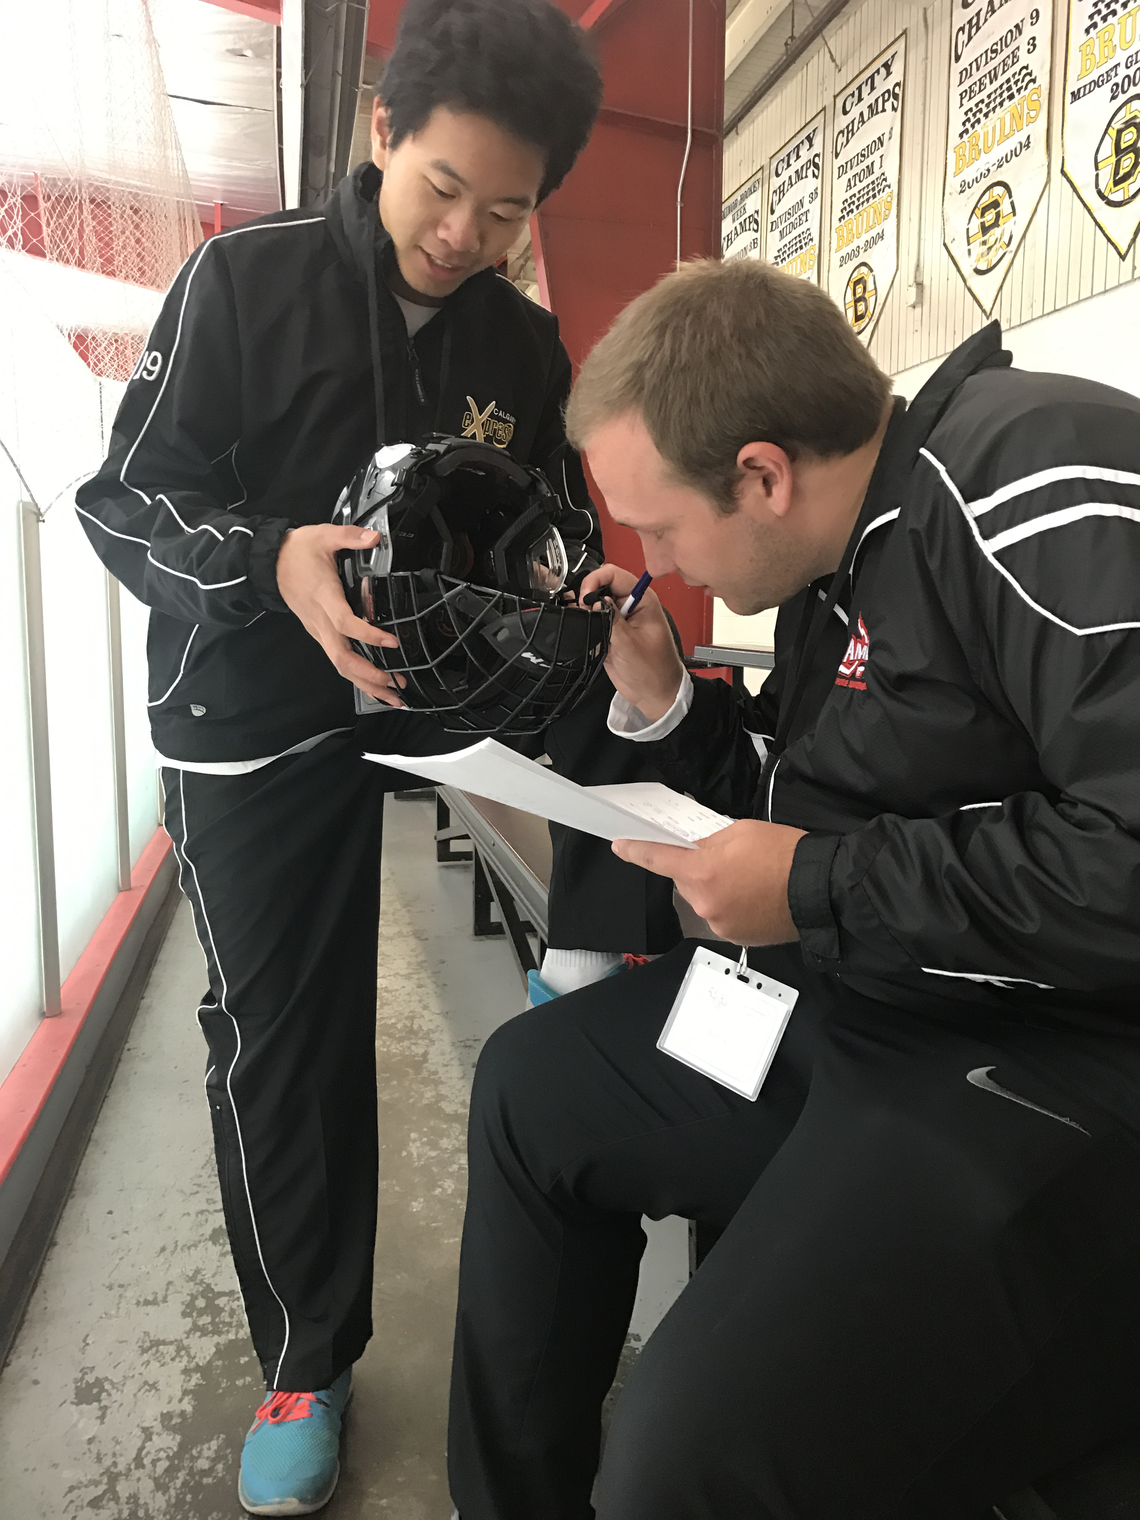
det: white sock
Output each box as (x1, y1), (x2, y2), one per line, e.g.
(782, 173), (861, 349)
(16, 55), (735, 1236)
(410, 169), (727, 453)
(539, 948), (624, 995)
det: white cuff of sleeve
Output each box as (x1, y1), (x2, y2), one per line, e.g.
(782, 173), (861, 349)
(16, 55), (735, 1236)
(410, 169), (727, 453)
(607, 670), (694, 742)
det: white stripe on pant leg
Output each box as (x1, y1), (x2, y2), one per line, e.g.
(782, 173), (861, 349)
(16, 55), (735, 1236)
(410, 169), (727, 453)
(176, 770), (293, 1388)
(199, 1005), (219, 1103)
(163, 769), (191, 901)
(170, 777), (222, 1107)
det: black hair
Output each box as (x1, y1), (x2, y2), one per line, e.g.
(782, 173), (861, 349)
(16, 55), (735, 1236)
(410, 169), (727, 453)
(378, 0), (602, 202)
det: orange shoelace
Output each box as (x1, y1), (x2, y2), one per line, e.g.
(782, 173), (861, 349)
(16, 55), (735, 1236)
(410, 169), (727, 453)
(251, 1390), (324, 1429)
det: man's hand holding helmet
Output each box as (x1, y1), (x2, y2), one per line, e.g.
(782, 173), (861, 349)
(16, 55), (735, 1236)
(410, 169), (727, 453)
(276, 523), (406, 705)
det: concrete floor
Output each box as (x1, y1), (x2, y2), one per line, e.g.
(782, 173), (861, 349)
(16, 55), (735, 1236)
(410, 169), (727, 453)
(0, 794), (689, 1518)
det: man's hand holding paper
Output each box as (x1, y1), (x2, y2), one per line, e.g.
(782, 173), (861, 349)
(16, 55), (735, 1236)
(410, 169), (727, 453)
(612, 820), (803, 945)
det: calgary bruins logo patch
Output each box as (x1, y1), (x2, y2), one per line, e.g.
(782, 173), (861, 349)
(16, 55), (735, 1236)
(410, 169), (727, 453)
(835, 613), (870, 690)
(461, 395), (516, 449)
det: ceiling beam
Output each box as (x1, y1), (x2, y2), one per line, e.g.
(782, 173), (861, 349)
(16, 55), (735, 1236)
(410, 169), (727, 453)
(724, 0), (850, 134)
(724, 0), (785, 76)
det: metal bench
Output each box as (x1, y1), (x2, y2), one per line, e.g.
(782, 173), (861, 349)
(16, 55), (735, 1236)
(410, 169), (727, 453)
(434, 786), (714, 986)
(435, 786), (551, 981)
(690, 642), (774, 693)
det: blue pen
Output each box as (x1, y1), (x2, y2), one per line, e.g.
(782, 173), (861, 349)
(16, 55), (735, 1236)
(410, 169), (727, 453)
(619, 571), (653, 619)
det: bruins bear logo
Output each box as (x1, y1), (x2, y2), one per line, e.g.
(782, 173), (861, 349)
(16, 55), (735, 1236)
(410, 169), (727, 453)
(844, 264), (877, 335)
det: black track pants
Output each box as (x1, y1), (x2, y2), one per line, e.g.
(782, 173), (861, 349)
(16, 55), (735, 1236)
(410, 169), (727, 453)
(447, 942), (1140, 1520)
(162, 687), (680, 1393)
(162, 737), (384, 1392)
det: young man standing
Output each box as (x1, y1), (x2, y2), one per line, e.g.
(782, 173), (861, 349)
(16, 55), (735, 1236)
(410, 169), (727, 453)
(77, 2), (679, 1511)
(447, 260), (1140, 1519)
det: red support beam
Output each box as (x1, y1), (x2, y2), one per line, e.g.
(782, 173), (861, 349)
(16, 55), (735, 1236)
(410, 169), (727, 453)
(595, 105), (719, 147)
(580, 0), (638, 30)
(535, 0), (726, 654)
(201, 0), (282, 22)
(366, 0), (404, 58)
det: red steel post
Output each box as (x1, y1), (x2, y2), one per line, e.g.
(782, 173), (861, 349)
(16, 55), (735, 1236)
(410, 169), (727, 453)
(535, 0), (725, 652)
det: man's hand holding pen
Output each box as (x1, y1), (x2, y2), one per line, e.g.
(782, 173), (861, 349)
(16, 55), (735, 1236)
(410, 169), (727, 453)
(578, 563), (686, 724)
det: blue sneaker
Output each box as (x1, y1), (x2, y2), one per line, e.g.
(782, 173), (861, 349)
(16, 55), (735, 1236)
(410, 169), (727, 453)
(526, 969), (559, 1005)
(238, 1369), (352, 1515)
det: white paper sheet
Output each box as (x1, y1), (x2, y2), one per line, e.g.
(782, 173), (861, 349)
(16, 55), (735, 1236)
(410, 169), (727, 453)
(363, 739), (732, 847)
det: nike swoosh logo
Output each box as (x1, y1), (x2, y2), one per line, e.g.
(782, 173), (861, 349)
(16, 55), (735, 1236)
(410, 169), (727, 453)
(966, 1067), (1089, 1136)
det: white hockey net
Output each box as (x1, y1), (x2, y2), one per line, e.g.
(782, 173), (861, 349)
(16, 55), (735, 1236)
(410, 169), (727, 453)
(0, 0), (201, 380)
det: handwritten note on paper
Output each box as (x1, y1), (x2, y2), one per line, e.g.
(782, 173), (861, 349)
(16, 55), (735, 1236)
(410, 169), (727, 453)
(587, 783), (732, 844)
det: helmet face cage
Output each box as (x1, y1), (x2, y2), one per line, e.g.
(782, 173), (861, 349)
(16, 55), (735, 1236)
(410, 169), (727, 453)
(335, 439), (612, 736)
(376, 571), (610, 735)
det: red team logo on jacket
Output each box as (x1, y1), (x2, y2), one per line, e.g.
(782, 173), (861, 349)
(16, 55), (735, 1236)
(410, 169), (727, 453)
(835, 614), (869, 690)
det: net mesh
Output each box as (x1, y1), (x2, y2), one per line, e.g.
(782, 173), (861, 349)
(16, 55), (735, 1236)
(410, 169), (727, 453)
(0, 0), (201, 380)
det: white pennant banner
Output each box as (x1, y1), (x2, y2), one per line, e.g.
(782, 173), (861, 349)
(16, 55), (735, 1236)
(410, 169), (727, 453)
(828, 34), (907, 343)
(1062, 0), (1140, 255)
(943, 0), (1052, 311)
(767, 111), (825, 282)
(721, 174), (764, 263)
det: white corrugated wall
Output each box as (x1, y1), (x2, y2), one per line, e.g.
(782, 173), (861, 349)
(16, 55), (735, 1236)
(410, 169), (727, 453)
(722, 0), (1140, 385)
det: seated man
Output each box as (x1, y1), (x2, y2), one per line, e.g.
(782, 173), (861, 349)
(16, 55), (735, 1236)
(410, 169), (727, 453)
(445, 259), (1140, 1520)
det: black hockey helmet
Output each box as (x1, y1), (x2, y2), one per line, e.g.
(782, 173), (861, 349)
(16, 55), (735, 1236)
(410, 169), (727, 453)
(333, 437), (612, 735)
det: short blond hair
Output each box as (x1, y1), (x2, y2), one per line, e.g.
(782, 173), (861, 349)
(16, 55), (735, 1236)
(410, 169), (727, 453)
(566, 259), (891, 511)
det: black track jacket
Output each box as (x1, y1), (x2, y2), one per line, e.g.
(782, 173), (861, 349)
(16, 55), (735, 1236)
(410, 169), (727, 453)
(649, 324), (1140, 1023)
(76, 163), (600, 763)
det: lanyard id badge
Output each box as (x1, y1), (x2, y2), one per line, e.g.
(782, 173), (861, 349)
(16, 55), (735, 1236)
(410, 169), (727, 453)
(657, 947), (798, 1100)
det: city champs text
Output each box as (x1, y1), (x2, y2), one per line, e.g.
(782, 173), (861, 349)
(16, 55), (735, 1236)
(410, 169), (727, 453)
(834, 53), (902, 156)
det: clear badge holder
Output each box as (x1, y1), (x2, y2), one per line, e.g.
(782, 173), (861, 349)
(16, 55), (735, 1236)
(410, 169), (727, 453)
(657, 945), (799, 1100)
